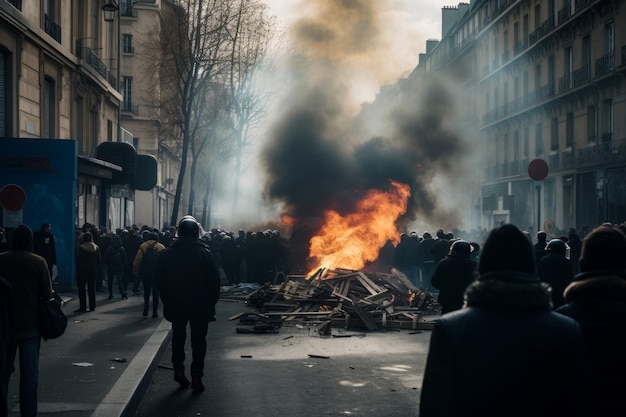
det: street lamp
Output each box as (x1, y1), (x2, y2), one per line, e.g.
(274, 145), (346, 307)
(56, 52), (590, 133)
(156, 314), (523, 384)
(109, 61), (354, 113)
(102, 0), (122, 142)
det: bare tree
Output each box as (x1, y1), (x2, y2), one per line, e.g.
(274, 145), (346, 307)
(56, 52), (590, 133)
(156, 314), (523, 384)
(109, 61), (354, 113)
(224, 0), (276, 225)
(146, 0), (238, 227)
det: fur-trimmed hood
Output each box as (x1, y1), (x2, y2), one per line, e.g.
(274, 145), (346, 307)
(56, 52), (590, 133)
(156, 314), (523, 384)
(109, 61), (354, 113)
(563, 271), (626, 303)
(465, 271), (552, 311)
(79, 241), (98, 253)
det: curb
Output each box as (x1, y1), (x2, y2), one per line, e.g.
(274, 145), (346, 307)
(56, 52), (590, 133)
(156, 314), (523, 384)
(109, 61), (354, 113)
(90, 318), (172, 417)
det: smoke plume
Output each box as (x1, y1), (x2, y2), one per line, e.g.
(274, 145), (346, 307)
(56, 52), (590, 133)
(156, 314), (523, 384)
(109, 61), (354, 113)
(261, 0), (475, 270)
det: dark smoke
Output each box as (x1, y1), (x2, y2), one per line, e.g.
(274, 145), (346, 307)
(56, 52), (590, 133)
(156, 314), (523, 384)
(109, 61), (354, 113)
(260, 0), (473, 271)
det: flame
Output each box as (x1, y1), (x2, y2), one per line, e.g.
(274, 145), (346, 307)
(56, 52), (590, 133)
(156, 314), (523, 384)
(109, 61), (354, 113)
(308, 180), (410, 273)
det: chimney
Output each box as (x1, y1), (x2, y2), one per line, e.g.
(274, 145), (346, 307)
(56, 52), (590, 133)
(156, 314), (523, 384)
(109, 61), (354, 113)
(458, 3), (470, 19)
(418, 53), (426, 66)
(442, 6), (458, 38)
(426, 39), (439, 55)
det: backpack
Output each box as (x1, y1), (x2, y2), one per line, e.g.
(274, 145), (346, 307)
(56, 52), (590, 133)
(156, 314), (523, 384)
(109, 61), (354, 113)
(140, 243), (159, 277)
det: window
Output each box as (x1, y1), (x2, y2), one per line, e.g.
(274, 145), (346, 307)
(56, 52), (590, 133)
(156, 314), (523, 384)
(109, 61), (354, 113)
(513, 131), (520, 161)
(566, 112), (574, 148)
(534, 64), (541, 92)
(601, 99), (613, 142)
(564, 47), (573, 88)
(122, 77), (133, 110)
(535, 122), (543, 156)
(523, 127), (530, 159)
(123, 34), (134, 54)
(604, 23), (614, 55)
(548, 55), (555, 94)
(43, 76), (55, 137)
(582, 35), (591, 73)
(534, 4), (541, 29)
(587, 105), (596, 142)
(551, 117), (559, 151)
(0, 50), (7, 137)
(107, 120), (113, 142)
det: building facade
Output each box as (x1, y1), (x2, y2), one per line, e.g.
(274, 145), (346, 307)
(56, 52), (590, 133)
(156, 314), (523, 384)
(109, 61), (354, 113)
(0, 0), (178, 232)
(412, 0), (626, 234)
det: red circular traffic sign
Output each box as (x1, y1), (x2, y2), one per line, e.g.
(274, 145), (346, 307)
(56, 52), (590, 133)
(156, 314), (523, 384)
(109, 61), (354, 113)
(0, 184), (27, 211)
(528, 159), (549, 181)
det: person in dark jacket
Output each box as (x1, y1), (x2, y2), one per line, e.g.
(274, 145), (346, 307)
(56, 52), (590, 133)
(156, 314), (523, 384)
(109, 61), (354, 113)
(75, 232), (101, 312)
(420, 224), (591, 417)
(556, 224), (626, 416)
(103, 234), (127, 300)
(430, 240), (477, 314)
(133, 232), (165, 318)
(158, 217), (221, 393)
(567, 228), (582, 275)
(419, 232), (436, 291)
(33, 223), (56, 278)
(0, 224), (52, 417)
(537, 239), (573, 308)
(0, 276), (15, 417)
(534, 230), (548, 270)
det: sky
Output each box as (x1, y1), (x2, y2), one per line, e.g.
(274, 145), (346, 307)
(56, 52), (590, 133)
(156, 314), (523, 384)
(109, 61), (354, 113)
(264, 0), (452, 97)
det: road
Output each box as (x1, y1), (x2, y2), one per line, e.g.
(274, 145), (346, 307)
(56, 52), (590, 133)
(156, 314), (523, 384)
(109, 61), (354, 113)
(134, 299), (432, 417)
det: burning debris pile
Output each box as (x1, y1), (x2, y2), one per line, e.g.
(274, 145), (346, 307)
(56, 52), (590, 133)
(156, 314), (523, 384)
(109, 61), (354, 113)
(228, 268), (439, 332)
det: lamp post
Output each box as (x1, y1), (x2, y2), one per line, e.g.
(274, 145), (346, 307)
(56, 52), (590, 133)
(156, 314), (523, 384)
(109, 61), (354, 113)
(102, 0), (122, 143)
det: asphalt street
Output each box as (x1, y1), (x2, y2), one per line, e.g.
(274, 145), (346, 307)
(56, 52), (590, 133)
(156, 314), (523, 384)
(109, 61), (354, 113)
(135, 300), (431, 417)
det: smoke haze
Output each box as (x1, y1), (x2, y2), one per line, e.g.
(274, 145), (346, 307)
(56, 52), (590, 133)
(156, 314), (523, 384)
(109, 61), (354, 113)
(258, 0), (478, 268)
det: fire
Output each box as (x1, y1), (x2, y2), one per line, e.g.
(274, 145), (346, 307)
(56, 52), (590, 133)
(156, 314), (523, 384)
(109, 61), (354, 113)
(308, 180), (410, 273)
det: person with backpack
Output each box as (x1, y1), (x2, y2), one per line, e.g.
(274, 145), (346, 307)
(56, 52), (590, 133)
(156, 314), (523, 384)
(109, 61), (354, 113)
(103, 234), (128, 300)
(133, 232), (165, 318)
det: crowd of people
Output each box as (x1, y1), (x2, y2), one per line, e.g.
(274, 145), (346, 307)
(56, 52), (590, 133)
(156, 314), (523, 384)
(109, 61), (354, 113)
(2, 217), (626, 415)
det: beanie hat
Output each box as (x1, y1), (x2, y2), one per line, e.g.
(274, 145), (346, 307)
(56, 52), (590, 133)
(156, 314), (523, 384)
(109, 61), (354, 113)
(478, 224), (536, 275)
(12, 224), (33, 252)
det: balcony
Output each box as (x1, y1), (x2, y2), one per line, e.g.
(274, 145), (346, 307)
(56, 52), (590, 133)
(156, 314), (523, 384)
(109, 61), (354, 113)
(557, 6), (572, 25)
(548, 153), (560, 171)
(8, 0), (21, 10)
(573, 64), (590, 86)
(558, 73), (573, 93)
(75, 40), (117, 90)
(576, 135), (626, 166)
(595, 51), (615, 78)
(44, 14), (62, 43)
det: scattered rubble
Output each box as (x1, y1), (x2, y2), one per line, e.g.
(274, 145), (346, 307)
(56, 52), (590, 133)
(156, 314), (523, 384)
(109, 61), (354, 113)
(225, 267), (440, 333)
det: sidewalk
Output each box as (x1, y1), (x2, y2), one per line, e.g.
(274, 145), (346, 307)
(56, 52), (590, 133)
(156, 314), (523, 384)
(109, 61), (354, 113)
(6, 289), (171, 417)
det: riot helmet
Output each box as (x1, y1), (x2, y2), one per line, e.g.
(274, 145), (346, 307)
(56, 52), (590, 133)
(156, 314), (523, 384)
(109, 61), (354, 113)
(177, 217), (200, 239)
(546, 238), (569, 257)
(449, 239), (471, 257)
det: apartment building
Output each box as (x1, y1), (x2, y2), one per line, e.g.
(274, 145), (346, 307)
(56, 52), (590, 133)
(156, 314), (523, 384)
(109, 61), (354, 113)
(0, 0), (178, 232)
(412, 0), (626, 233)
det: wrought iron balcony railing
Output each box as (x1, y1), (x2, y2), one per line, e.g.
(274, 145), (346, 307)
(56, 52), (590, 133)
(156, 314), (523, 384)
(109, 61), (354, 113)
(595, 51), (615, 78)
(44, 14), (61, 43)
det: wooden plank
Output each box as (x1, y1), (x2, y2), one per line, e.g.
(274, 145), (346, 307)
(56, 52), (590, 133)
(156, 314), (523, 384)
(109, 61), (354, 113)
(349, 301), (378, 331)
(356, 272), (384, 295)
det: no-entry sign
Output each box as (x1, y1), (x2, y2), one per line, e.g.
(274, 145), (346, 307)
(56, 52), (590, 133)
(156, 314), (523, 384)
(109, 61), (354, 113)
(528, 159), (549, 181)
(0, 184), (27, 211)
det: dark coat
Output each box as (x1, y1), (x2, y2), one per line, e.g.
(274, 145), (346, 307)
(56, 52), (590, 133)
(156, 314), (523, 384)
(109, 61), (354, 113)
(158, 238), (221, 322)
(33, 229), (56, 267)
(557, 272), (626, 416)
(0, 250), (52, 331)
(537, 252), (573, 308)
(420, 272), (592, 417)
(430, 254), (477, 314)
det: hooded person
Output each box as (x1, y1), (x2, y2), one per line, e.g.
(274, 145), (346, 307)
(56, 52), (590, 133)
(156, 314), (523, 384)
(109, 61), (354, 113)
(0, 224), (52, 417)
(557, 225), (626, 416)
(74, 232), (101, 312)
(430, 240), (477, 314)
(419, 224), (592, 417)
